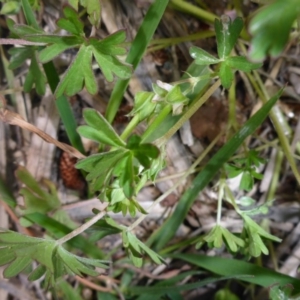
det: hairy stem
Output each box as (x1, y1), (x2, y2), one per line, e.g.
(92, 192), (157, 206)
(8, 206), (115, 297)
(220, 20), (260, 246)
(57, 206), (107, 245)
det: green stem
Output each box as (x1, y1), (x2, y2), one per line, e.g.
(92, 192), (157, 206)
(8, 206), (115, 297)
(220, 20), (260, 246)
(141, 105), (171, 143)
(265, 150), (284, 203)
(120, 114), (140, 141)
(170, 0), (216, 23)
(155, 79), (221, 147)
(228, 78), (238, 130)
(252, 72), (300, 185)
(57, 207), (107, 245)
(217, 179), (225, 225)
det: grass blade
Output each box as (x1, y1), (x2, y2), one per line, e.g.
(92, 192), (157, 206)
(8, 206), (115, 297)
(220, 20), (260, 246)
(172, 253), (300, 294)
(147, 89), (283, 250)
(105, 0), (169, 123)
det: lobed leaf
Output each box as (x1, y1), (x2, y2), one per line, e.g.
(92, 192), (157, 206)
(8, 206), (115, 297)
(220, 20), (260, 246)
(55, 45), (97, 97)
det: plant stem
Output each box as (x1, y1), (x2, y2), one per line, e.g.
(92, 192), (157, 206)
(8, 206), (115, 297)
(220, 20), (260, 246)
(141, 105), (171, 143)
(217, 179), (225, 225)
(120, 114), (140, 141)
(155, 79), (221, 147)
(57, 207), (107, 245)
(170, 0), (216, 23)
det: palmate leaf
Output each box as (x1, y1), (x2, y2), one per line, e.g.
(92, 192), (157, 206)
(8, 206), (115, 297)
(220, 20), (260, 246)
(123, 231), (165, 267)
(0, 229), (108, 285)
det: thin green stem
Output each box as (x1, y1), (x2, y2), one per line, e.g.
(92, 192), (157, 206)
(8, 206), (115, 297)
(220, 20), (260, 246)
(217, 179), (225, 225)
(252, 71), (300, 185)
(170, 0), (216, 23)
(228, 78), (238, 130)
(141, 105), (172, 143)
(155, 79), (221, 147)
(57, 207), (107, 245)
(120, 114), (140, 141)
(265, 150), (284, 203)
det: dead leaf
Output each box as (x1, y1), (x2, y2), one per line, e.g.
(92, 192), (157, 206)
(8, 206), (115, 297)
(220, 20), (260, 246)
(0, 108), (86, 159)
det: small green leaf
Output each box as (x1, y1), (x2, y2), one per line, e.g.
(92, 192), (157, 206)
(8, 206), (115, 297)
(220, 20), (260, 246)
(92, 49), (132, 82)
(0, 1), (21, 15)
(76, 149), (124, 171)
(8, 46), (33, 69)
(23, 53), (46, 95)
(219, 62), (233, 89)
(238, 196), (256, 207)
(38, 37), (82, 63)
(240, 171), (254, 191)
(4, 256), (31, 278)
(189, 46), (220, 65)
(165, 85), (188, 104)
(78, 108), (125, 147)
(10, 24), (43, 36)
(120, 154), (135, 198)
(55, 45), (97, 97)
(28, 265), (47, 281)
(90, 31), (127, 56)
(215, 16), (244, 59)
(0, 249), (15, 266)
(226, 56), (262, 72)
(57, 6), (84, 36)
(86, 0), (101, 28)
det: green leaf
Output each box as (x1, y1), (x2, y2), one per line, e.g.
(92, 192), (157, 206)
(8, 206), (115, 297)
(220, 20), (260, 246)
(215, 16), (244, 59)
(91, 45), (132, 82)
(120, 154), (135, 199)
(16, 166), (60, 215)
(38, 37), (82, 63)
(86, 0), (101, 27)
(78, 108), (125, 147)
(4, 256), (31, 278)
(0, 249), (15, 266)
(23, 53), (46, 95)
(28, 264), (47, 281)
(21, 0), (39, 29)
(55, 45), (97, 97)
(172, 253), (300, 294)
(249, 0), (300, 61)
(226, 56), (262, 72)
(240, 171), (254, 191)
(76, 150), (124, 171)
(148, 90), (282, 250)
(0, 1), (21, 15)
(85, 154), (121, 181)
(10, 24), (43, 36)
(189, 46), (220, 65)
(219, 62), (233, 89)
(57, 6), (84, 36)
(242, 215), (281, 242)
